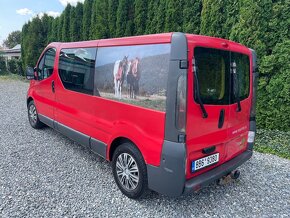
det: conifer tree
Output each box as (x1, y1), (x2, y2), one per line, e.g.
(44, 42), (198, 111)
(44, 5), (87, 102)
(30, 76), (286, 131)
(58, 14), (64, 41)
(229, 0), (272, 57)
(41, 14), (53, 44)
(125, 0), (135, 36)
(222, 0), (240, 38)
(91, 0), (110, 39)
(62, 4), (72, 41)
(49, 17), (59, 42)
(108, 0), (119, 37)
(164, 0), (184, 32)
(21, 23), (30, 69)
(183, 0), (202, 34)
(116, 0), (130, 36)
(70, 6), (78, 41)
(75, 2), (84, 41)
(267, 0), (290, 53)
(89, 0), (98, 39)
(200, 0), (226, 38)
(82, 0), (93, 40)
(145, 0), (158, 34)
(155, 0), (166, 33)
(134, 0), (147, 35)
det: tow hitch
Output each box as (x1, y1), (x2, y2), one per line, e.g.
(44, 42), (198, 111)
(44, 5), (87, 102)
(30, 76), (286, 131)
(216, 170), (240, 185)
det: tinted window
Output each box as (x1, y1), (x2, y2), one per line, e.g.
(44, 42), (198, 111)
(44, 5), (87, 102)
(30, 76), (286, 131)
(194, 47), (230, 105)
(231, 52), (250, 101)
(59, 48), (97, 95)
(95, 44), (171, 111)
(37, 48), (56, 80)
(194, 47), (250, 105)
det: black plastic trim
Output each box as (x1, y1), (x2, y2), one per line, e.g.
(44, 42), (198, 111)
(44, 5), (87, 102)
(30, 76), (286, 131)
(165, 32), (188, 142)
(218, 109), (225, 128)
(38, 114), (54, 128)
(90, 138), (107, 159)
(38, 114), (108, 158)
(147, 140), (186, 197)
(183, 150), (253, 194)
(55, 121), (90, 148)
(202, 146), (216, 154)
(247, 120), (256, 150)
(248, 49), (257, 150)
(249, 48), (258, 120)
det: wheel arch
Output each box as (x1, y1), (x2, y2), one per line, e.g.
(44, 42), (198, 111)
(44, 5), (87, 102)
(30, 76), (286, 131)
(108, 137), (143, 162)
(27, 97), (34, 107)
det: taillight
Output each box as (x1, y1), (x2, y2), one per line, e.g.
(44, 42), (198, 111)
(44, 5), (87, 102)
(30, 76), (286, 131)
(176, 74), (187, 132)
(248, 131), (255, 143)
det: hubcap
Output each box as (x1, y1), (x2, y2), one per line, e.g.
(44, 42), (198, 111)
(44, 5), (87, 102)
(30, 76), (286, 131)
(116, 153), (139, 191)
(29, 104), (37, 124)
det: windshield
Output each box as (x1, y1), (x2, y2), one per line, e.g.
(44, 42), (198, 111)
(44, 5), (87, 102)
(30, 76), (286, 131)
(194, 47), (250, 105)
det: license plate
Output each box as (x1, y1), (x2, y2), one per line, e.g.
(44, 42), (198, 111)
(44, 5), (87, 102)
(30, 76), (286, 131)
(191, 153), (219, 172)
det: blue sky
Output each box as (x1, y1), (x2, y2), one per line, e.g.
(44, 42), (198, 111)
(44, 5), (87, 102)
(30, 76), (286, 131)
(0, 0), (84, 46)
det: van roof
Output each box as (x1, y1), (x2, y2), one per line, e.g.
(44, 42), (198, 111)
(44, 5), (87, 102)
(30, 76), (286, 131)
(48, 32), (249, 52)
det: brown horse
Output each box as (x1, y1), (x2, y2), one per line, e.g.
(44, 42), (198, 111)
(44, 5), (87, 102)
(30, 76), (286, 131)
(126, 57), (140, 99)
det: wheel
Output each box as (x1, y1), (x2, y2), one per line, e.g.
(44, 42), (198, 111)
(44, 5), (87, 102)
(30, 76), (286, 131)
(112, 143), (148, 199)
(27, 100), (44, 129)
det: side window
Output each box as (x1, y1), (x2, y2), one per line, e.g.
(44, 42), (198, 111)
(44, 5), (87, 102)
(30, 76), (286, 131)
(37, 48), (56, 80)
(95, 44), (171, 111)
(58, 48), (97, 95)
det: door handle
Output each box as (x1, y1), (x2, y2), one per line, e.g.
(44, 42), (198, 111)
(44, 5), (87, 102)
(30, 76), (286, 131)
(218, 109), (225, 129)
(51, 80), (55, 93)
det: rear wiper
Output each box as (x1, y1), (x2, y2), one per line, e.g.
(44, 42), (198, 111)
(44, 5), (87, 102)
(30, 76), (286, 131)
(193, 64), (208, 118)
(231, 62), (242, 112)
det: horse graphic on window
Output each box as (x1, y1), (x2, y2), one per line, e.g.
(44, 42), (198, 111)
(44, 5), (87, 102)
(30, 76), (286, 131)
(126, 57), (140, 99)
(113, 56), (129, 99)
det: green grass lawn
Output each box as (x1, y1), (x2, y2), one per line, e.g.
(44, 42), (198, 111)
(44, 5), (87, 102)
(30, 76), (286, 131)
(254, 129), (290, 159)
(0, 73), (27, 82)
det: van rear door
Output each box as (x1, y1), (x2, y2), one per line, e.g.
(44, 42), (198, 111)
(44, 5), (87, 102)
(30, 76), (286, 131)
(186, 47), (231, 178)
(185, 46), (251, 179)
(226, 52), (251, 160)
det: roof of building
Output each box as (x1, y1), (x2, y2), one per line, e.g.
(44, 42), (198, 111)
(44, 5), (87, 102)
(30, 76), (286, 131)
(12, 44), (21, 50)
(1, 44), (21, 54)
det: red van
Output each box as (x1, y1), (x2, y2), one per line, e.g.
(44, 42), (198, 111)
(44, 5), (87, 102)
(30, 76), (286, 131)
(26, 33), (257, 199)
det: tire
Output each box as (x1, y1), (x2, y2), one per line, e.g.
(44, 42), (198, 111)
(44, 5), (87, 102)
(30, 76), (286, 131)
(112, 142), (148, 199)
(27, 100), (44, 129)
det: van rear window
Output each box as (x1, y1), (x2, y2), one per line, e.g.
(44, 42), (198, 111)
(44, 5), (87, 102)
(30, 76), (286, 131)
(94, 44), (171, 111)
(194, 47), (250, 105)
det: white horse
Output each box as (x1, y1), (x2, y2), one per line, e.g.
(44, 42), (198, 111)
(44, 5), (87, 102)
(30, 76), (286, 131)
(113, 60), (122, 98)
(113, 56), (129, 99)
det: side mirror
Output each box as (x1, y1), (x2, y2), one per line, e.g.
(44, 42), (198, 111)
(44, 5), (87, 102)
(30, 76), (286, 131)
(26, 67), (35, 80)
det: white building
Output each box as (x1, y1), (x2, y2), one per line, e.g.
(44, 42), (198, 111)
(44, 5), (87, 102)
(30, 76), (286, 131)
(0, 44), (21, 65)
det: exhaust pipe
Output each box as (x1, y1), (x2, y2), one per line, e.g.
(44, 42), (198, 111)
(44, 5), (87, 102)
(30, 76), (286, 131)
(230, 170), (240, 180)
(216, 170), (240, 185)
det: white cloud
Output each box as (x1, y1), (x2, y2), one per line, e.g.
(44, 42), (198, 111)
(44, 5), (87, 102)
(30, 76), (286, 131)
(29, 11), (60, 21)
(46, 11), (61, 18)
(36, 12), (44, 19)
(59, 0), (85, 7)
(16, 8), (33, 16)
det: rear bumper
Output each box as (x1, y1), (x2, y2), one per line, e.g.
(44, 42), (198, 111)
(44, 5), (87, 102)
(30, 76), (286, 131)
(183, 149), (253, 194)
(147, 140), (253, 197)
